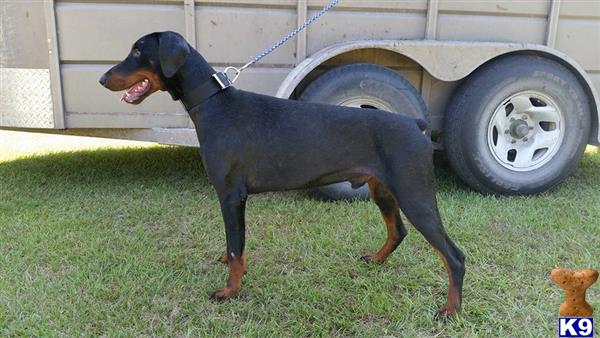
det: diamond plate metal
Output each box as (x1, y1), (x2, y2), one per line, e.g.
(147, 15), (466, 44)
(0, 68), (54, 128)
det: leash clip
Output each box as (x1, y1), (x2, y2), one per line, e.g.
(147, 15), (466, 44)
(213, 66), (241, 90)
(223, 66), (242, 84)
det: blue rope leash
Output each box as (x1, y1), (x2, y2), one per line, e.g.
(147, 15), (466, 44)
(223, 0), (339, 83)
(244, 0), (339, 69)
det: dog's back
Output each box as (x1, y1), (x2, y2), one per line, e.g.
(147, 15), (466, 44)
(196, 89), (431, 192)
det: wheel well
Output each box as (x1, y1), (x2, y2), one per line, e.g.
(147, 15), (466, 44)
(290, 48), (427, 99)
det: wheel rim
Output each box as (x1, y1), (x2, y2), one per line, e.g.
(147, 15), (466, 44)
(337, 96), (393, 111)
(487, 91), (564, 172)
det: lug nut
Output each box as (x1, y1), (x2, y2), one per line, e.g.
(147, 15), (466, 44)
(511, 140), (516, 144)
(523, 137), (528, 141)
(510, 117), (515, 122)
(504, 129), (510, 134)
(529, 126), (534, 130)
(522, 116), (527, 120)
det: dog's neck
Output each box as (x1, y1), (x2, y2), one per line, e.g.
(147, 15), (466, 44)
(167, 49), (224, 111)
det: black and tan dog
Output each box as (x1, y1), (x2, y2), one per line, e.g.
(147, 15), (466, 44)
(99, 31), (465, 318)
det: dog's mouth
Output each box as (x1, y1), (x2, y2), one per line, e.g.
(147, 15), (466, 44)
(120, 78), (151, 104)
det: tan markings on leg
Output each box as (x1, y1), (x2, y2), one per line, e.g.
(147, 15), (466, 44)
(219, 250), (248, 273)
(362, 178), (402, 264)
(366, 210), (400, 263)
(434, 249), (461, 317)
(211, 256), (246, 301)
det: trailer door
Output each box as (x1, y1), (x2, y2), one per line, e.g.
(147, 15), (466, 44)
(1, 1), (63, 129)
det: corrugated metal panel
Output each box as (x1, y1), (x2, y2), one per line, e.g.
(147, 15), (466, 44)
(306, 11), (426, 55)
(56, 3), (186, 62)
(201, 0), (296, 6)
(560, 0), (600, 19)
(437, 14), (547, 43)
(196, 6), (297, 65)
(309, 0), (427, 11)
(555, 19), (600, 71)
(0, 2), (49, 69)
(438, 0), (548, 16)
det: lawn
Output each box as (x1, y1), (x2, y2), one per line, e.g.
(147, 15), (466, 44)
(0, 132), (598, 336)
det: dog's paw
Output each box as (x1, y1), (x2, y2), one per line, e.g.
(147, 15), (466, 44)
(360, 255), (385, 264)
(209, 287), (239, 301)
(434, 306), (459, 321)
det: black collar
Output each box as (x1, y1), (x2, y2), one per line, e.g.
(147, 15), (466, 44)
(183, 72), (232, 111)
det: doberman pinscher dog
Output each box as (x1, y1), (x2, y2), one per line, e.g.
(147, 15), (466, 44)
(99, 31), (465, 318)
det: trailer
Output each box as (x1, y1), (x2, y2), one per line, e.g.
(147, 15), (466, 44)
(2, 0), (599, 198)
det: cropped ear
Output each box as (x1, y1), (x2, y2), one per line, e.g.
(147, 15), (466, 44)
(158, 31), (190, 78)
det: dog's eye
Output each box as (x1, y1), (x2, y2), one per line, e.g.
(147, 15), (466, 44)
(132, 48), (141, 57)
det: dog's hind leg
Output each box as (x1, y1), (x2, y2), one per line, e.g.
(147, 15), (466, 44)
(389, 173), (465, 319)
(360, 178), (407, 264)
(210, 185), (248, 301)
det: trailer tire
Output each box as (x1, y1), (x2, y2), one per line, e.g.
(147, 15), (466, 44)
(443, 54), (591, 195)
(299, 63), (428, 201)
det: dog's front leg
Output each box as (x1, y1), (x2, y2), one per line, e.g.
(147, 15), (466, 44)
(210, 186), (247, 301)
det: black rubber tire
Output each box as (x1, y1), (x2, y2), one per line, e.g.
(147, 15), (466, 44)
(443, 54), (591, 195)
(299, 63), (428, 201)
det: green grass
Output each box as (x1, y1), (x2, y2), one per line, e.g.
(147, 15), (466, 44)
(0, 144), (599, 336)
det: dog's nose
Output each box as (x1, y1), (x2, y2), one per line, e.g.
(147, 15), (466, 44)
(99, 74), (108, 87)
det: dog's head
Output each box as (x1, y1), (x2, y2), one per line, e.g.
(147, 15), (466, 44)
(99, 31), (190, 104)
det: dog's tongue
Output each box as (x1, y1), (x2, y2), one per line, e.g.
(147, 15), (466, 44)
(120, 79), (149, 102)
(120, 90), (136, 102)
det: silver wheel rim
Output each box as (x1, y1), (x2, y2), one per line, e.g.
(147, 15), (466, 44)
(487, 91), (564, 172)
(338, 96), (393, 111)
